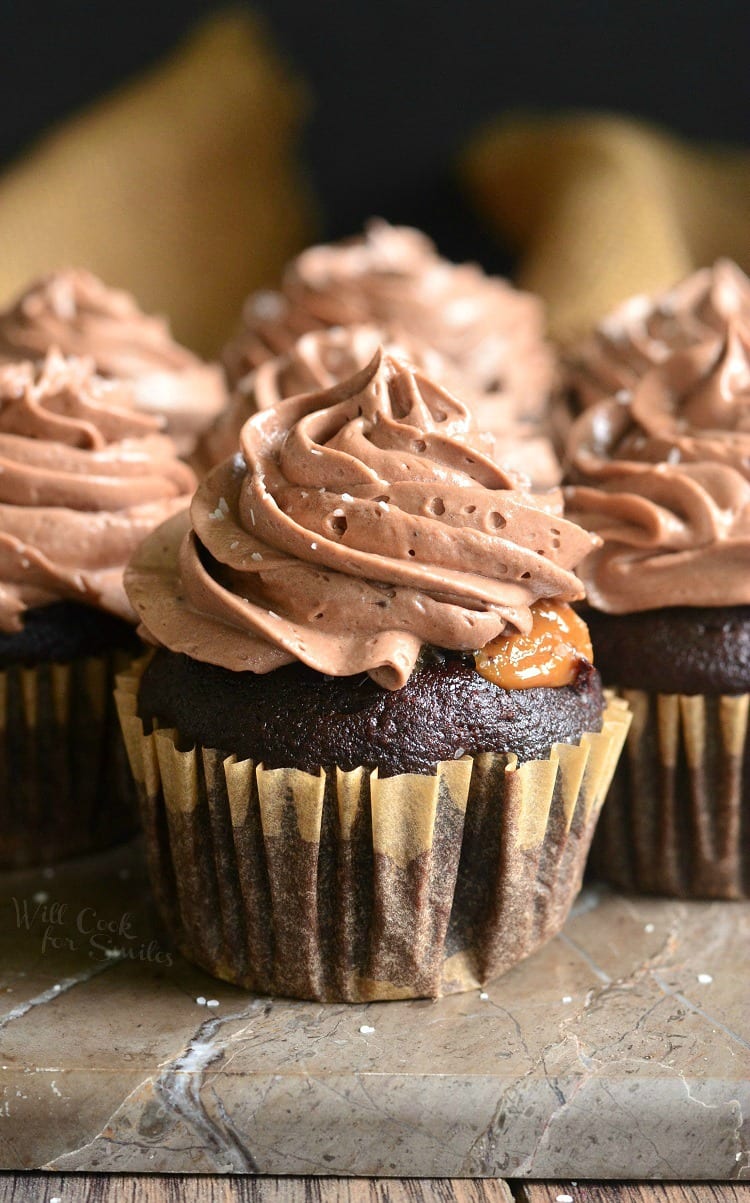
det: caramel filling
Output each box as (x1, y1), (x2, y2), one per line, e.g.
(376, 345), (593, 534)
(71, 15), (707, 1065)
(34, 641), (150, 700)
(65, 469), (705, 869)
(474, 600), (593, 690)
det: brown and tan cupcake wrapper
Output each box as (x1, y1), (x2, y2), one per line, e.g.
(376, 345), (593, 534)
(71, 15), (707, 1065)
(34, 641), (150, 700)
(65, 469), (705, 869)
(591, 689), (750, 899)
(0, 651), (139, 869)
(116, 659), (631, 1001)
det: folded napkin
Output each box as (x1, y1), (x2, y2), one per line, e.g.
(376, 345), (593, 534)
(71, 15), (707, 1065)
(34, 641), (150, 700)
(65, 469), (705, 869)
(0, 12), (314, 356)
(463, 112), (750, 342)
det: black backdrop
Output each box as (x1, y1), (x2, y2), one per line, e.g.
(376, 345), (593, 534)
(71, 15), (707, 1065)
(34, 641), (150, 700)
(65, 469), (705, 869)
(1, 0), (748, 265)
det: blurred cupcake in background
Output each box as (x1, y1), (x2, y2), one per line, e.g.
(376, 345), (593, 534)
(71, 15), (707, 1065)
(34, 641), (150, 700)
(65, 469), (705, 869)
(0, 269), (227, 458)
(563, 259), (750, 413)
(0, 351), (195, 866)
(222, 218), (557, 426)
(118, 349), (629, 1003)
(565, 326), (750, 898)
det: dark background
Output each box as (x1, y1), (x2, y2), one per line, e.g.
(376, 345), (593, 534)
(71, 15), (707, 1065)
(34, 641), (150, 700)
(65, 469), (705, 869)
(2, 1), (748, 267)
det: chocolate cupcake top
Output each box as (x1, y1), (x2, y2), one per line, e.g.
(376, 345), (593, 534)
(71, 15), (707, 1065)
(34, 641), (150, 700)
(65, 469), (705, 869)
(128, 351), (594, 690)
(565, 327), (750, 614)
(0, 352), (196, 632)
(203, 324), (560, 488)
(565, 259), (750, 410)
(222, 219), (555, 421)
(0, 269), (227, 456)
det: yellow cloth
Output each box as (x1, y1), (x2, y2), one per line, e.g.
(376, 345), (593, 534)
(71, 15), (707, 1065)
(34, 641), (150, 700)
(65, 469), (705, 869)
(463, 112), (750, 343)
(0, 12), (314, 357)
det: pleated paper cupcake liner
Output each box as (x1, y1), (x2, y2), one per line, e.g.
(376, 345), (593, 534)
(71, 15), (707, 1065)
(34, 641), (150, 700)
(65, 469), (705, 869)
(116, 659), (631, 1001)
(0, 651), (139, 868)
(590, 689), (750, 899)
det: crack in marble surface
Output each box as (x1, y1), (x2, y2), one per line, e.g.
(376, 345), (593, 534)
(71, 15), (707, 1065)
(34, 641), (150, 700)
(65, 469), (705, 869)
(1, 845), (747, 1178)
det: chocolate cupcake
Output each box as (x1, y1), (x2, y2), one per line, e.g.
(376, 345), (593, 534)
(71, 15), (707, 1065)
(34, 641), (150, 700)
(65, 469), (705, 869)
(0, 269), (227, 458)
(222, 219), (557, 426)
(565, 327), (750, 898)
(0, 351), (195, 866)
(117, 350), (629, 1001)
(203, 323), (560, 488)
(563, 259), (750, 412)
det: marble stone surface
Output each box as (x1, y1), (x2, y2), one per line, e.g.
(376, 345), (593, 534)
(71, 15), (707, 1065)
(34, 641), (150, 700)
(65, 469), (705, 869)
(0, 840), (747, 1179)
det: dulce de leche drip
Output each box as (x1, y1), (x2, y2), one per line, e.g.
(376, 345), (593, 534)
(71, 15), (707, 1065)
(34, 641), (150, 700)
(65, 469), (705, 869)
(474, 601), (593, 689)
(565, 326), (750, 613)
(127, 350), (596, 690)
(0, 351), (195, 630)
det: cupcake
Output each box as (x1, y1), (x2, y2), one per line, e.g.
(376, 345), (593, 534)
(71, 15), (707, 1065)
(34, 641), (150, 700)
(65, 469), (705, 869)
(565, 327), (750, 898)
(203, 323), (560, 488)
(222, 219), (556, 425)
(0, 269), (227, 458)
(117, 350), (629, 1002)
(0, 351), (196, 866)
(564, 259), (750, 412)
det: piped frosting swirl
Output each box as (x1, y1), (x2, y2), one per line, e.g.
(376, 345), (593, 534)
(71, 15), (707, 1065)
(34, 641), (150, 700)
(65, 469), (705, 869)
(128, 351), (594, 689)
(0, 352), (196, 631)
(565, 259), (750, 410)
(565, 327), (750, 613)
(203, 323), (560, 487)
(0, 269), (227, 455)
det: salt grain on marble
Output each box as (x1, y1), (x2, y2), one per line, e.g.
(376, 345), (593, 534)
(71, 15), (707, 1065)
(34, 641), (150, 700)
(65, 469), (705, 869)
(206, 999), (220, 1008)
(359, 1025), (375, 1035)
(644, 923), (655, 933)
(697, 973), (713, 984)
(196, 996), (207, 1006)
(479, 992), (489, 1001)
(562, 996), (572, 1005)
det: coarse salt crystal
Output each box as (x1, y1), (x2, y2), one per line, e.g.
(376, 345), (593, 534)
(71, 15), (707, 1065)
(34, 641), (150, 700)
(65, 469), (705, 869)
(556, 1195), (574, 1203)
(196, 996), (207, 1006)
(479, 991), (489, 1001)
(251, 552), (263, 561)
(644, 923), (655, 933)
(311, 542), (318, 550)
(562, 996), (572, 1004)
(697, 973), (713, 984)
(341, 493), (354, 502)
(359, 1024), (375, 1035)
(206, 999), (220, 1008)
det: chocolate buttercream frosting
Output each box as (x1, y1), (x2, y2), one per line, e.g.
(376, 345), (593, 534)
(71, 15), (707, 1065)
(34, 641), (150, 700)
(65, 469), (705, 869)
(565, 259), (750, 410)
(203, 324), (560, 487)
(0, 352), (196, 631)
(222, 219), (556, 422)
(565, 327), (750, 613)
(0, 270), (227, 455)
(128, 351), (595, 689)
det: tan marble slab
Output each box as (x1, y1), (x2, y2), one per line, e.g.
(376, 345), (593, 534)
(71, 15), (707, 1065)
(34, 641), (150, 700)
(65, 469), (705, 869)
(0, 840), (747, 1179)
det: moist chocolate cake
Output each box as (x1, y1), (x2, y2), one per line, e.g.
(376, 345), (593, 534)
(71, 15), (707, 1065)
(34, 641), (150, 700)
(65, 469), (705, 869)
(139, 648), (603, 776)
(0, 602), (139, 669)
(580, 605), (750, 697)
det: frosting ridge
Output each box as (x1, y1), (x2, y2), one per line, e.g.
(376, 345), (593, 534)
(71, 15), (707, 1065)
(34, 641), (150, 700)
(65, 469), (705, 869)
(565, 259), (750, 410)
(0, 269), (227, 455)
(0, 352), (196, 631)
(565, 327), (750, 613)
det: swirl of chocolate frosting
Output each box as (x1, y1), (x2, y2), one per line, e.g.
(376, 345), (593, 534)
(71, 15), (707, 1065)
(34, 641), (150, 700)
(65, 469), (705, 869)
(565, 259), (750, 410)
(0, 352), (196, 631)
(565, 327), (750, 613)
(203, 324), (560, 487)
(222, 219), (555, 422)
(0, 269), (227, 455)
(128, 351), (594, 690)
